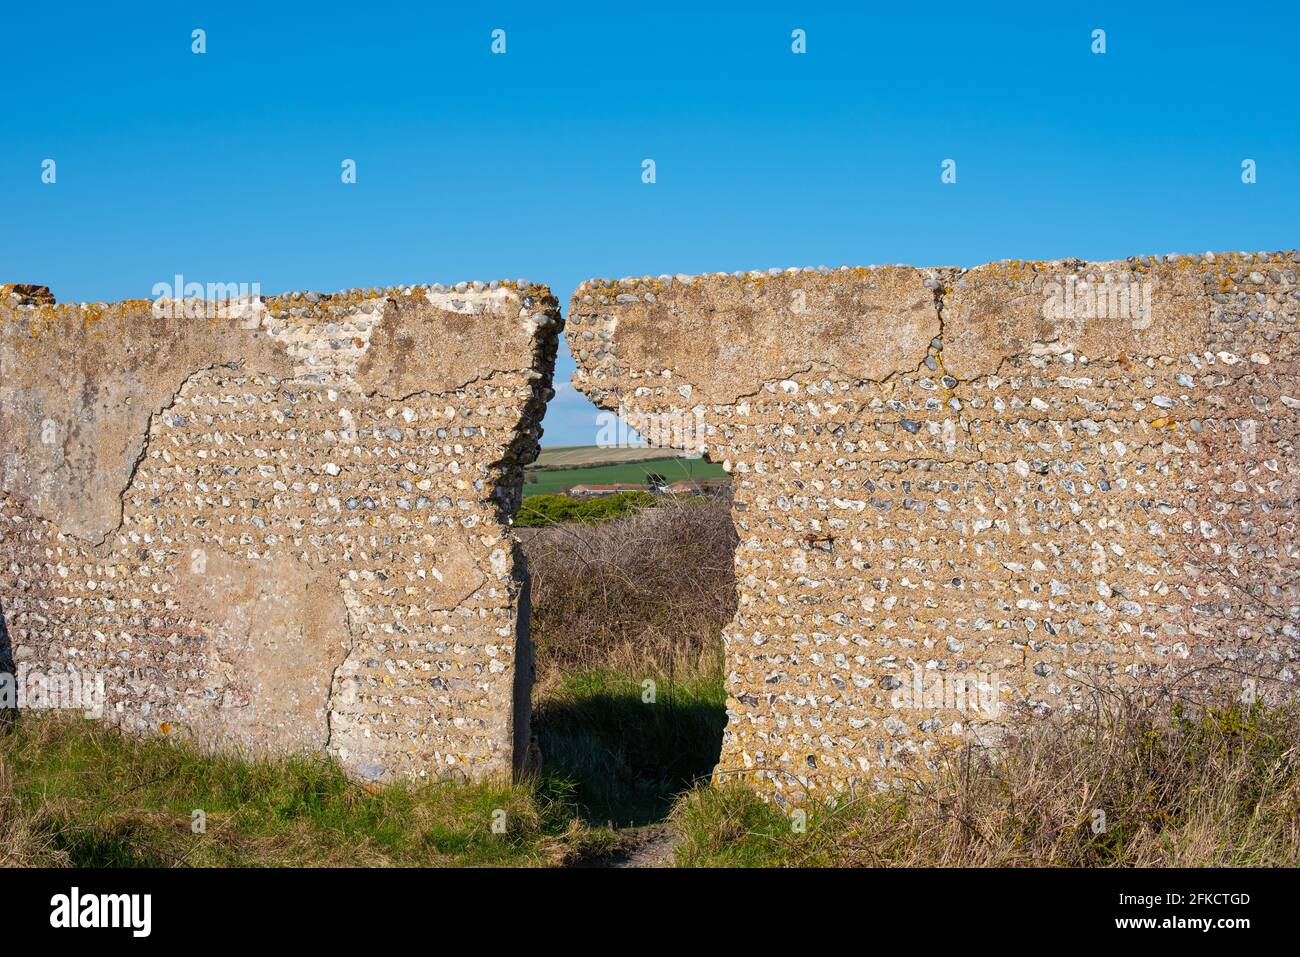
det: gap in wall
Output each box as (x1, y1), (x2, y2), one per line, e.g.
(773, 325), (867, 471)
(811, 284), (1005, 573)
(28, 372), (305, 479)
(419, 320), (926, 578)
(512, 430), (735, 827)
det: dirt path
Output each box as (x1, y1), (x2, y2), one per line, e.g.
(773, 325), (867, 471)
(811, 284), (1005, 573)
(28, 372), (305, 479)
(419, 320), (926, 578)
(573, 823), (679, 868)
(609, 824), (678, 868)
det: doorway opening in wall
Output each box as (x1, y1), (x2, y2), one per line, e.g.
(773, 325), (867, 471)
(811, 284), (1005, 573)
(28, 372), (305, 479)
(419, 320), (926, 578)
(514, 443), (735, 828)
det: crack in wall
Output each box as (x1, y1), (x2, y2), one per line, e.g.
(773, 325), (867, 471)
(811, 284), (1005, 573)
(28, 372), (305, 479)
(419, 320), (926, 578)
(1, 279), (564, 783)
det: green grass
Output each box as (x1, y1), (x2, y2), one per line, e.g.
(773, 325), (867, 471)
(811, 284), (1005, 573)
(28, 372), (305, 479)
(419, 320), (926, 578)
(532, 660), (727, 827)
(0, 651), (729, 866)
(523, 456), (727, 496)
(0, 715), (616, 867)
(0, 652), (729, 865)
(672, 785), (810, 867)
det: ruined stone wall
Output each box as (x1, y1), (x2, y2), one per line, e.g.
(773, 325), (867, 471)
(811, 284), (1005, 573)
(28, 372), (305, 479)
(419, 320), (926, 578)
(569, 252), (1300, 799)
(0, 280), (561, 782)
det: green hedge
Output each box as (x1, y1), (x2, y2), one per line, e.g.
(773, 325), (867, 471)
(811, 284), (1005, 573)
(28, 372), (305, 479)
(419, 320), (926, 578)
(514, 491), (655, 527)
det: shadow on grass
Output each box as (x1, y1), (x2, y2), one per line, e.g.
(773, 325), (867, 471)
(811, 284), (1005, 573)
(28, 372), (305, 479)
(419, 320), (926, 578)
(51, 823), (178, 868)
(533, 673), (726, 828)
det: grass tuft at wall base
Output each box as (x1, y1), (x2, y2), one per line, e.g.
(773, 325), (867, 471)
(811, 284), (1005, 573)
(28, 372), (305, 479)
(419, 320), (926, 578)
(0, 714), (615, 868)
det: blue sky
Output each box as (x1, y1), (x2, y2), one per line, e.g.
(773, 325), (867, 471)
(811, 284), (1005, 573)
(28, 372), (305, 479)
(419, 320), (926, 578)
(3, 2), (1296, 445)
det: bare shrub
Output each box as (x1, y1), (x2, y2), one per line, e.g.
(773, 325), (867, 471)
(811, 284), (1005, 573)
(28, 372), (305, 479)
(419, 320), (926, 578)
(517, 496), (738, 678)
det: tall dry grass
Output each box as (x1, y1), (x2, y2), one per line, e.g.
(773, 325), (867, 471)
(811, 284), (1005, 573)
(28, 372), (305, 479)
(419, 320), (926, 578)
(0, 729), (63, 866)
(676, 694), (1300, 867)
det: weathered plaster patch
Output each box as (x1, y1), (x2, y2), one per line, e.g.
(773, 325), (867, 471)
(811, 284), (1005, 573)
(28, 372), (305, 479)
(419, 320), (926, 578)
(0, 280), (562, 782)
(170, 548), (351, 753)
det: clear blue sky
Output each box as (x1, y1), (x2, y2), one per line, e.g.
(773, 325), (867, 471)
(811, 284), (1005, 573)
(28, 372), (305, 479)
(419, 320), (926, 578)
(3, 2), (1296, 445)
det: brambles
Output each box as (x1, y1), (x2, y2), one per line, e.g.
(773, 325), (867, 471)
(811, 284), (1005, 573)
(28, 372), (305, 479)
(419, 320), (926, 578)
(518, 496), (737, 674)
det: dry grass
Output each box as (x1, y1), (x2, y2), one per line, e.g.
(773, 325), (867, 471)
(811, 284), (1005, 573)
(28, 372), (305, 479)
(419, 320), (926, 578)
(531, 445), (701, 469)
(0, 743), (60, 866)
(675, 694), (1300, 867)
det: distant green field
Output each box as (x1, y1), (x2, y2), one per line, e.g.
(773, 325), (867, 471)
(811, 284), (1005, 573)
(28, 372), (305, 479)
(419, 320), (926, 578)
(523, 455), (727, 496)
(533, 445), (684, 469)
